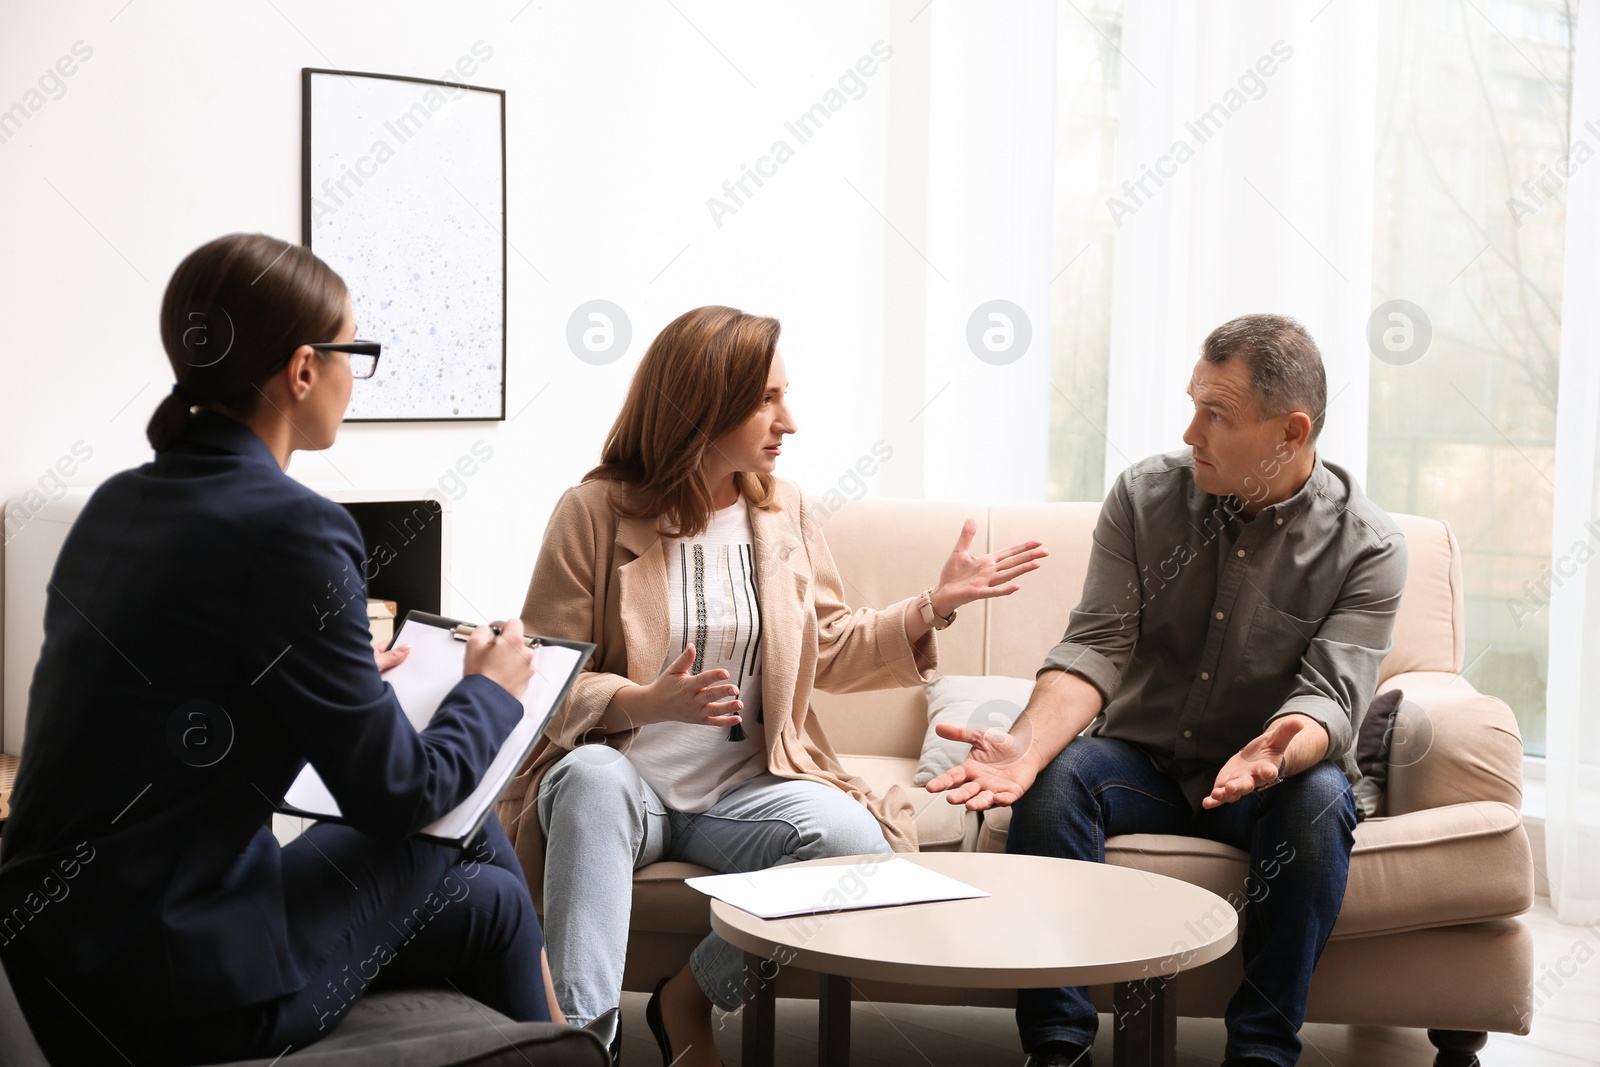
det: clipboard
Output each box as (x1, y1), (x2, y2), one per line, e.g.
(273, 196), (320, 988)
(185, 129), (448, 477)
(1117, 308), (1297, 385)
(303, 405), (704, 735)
(280, 611), (594, 846)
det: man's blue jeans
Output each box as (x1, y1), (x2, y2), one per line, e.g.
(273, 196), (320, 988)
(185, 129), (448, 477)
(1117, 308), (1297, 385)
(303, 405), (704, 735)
(1007, 737), (1356, 1066)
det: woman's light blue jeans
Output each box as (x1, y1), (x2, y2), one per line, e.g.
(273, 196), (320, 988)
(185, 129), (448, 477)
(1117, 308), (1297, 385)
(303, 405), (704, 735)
(536, 744), (893, 1026)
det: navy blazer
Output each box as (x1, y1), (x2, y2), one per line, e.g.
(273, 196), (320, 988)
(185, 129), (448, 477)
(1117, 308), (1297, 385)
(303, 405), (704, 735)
(0, 412), (522, 1020)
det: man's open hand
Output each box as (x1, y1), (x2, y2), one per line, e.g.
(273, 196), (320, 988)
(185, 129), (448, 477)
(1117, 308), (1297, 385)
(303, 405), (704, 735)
(924, 721), (1038, 810)
(1203, 715), (1322, 809)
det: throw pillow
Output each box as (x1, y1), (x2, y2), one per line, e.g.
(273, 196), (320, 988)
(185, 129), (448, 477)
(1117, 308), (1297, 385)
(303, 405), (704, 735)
(1351, 687), (1404, 820)
(915, 675), (1036, 786)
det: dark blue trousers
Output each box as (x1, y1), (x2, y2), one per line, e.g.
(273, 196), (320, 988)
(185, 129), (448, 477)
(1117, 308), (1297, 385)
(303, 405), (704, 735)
(1006, 737), (1356, 1066)
(22, 814), (548, 1066)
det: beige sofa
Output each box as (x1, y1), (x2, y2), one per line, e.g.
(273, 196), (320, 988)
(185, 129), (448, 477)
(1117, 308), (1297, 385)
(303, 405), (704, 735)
(602, 499), (1535, 1053)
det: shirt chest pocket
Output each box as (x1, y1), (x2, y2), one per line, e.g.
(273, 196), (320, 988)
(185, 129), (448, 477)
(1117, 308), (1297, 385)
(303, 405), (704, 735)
(1234, 603), (1322, 687)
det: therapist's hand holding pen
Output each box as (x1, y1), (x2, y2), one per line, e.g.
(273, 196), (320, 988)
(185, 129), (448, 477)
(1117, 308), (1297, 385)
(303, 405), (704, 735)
(462, 618), (538, 699)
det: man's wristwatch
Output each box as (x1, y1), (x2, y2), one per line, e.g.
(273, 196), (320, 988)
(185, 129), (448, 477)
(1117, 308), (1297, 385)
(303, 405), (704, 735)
(919, 589), (958, 630)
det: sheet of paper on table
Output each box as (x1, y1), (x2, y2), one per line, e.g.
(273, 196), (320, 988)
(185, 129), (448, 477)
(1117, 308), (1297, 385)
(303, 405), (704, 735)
(686, 857), (990, 919)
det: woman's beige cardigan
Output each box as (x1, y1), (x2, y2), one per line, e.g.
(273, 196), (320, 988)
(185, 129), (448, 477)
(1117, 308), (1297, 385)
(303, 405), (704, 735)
(494, 478), (940, 906)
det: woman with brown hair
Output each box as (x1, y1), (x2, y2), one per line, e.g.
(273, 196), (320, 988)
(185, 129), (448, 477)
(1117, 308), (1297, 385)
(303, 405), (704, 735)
(508, 305), (1046, 1066)
(0, 233), (565, 1065)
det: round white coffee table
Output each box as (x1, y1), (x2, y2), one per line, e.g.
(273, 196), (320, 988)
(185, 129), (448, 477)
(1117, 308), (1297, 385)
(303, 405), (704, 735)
(708, 851), (1238, 1067)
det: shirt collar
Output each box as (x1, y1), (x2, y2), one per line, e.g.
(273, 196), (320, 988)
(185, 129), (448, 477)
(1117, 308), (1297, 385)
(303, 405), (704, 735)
(1254, 454), (1328, 528)
(1210, 453), (1328, 529)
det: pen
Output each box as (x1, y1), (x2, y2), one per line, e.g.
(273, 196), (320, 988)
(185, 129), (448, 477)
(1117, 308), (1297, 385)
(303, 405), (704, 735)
(451, 622), (542, 649)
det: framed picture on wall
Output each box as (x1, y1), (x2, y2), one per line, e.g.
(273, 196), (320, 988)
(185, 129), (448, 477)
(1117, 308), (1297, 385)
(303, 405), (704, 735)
(302, 68), (507, 421)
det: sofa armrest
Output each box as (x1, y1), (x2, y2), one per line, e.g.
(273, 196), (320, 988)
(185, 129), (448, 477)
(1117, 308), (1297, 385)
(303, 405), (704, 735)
(1381, 670), (1523, 817)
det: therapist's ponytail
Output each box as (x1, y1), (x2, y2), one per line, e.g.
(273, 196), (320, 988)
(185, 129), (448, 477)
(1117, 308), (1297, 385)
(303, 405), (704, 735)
(149, 234), (349, 452)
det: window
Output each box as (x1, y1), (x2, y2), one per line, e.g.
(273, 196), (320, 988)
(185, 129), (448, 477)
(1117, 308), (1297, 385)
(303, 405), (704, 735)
(1045, 0), (1572, 755)
(1367, 0), (1574, 754)
(1048, 0), (1124, 503)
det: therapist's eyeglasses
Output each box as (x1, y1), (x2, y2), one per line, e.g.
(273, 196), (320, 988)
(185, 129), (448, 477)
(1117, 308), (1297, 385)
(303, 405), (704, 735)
(307, 341), (382, 379)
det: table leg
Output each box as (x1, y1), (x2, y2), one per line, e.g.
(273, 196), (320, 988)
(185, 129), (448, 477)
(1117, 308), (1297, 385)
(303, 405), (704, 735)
(741, 952), (777, 1067)
(1112, 976), (1176, 1067)
(818, 973), (851, 1066)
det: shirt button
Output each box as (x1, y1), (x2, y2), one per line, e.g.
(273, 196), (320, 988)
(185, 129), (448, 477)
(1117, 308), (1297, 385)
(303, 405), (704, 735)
(1183, 730), (1193, 739)
(1201, 672), (1210, 680)
(1236, 549), (1246, 557)
(1215, 611), (1225, 620)
(1276, 517), (1285, 526)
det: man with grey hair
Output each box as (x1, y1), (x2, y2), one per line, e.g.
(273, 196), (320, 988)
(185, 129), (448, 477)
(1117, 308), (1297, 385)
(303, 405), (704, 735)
(929, 314), (1407, 1066)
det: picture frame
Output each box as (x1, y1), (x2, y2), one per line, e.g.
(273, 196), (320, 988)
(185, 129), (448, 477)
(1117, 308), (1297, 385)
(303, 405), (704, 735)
(302, 67), (507, 422)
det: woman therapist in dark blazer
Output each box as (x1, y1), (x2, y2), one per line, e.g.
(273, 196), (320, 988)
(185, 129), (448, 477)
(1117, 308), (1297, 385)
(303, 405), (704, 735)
(0, 233), (559, 1065)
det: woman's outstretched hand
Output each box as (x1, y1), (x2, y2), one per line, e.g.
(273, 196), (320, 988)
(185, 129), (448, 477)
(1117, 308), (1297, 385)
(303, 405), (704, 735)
(643, 644), (744, 729)
(930, 519), (1048, 616)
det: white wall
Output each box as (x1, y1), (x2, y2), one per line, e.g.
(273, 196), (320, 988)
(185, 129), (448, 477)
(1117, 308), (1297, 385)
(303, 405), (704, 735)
(0, 1), (1058, 745)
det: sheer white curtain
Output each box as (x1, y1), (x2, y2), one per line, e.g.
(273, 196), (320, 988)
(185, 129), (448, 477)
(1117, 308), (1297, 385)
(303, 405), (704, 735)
(920, 2), (1057, 504)
(877, 0), (1058, 504)
(1545, 0), (1600, 927)
(1102, 0), (1377, 485)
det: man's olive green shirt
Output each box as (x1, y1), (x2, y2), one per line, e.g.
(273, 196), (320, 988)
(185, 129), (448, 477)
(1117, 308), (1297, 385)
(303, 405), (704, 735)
(1040, 451), (1408, 808)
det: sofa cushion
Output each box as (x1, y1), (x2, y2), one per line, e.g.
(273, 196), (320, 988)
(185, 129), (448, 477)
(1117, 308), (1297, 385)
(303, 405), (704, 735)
(1380, 672), (1524, 817)
(1380, 514), (1465, 680)
(987, 502), (1105, 680)
(632, 861), (722, 934)
(914, 675), (1034, 785)
(838, 754), (976, 851)
(1332, 801), (1533, 936)
(808, 499), (990, 758)
(976, 800), (1531, 938)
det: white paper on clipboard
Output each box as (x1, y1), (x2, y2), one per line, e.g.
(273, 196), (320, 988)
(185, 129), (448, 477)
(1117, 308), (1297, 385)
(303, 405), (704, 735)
(282, 615), (584, 843)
